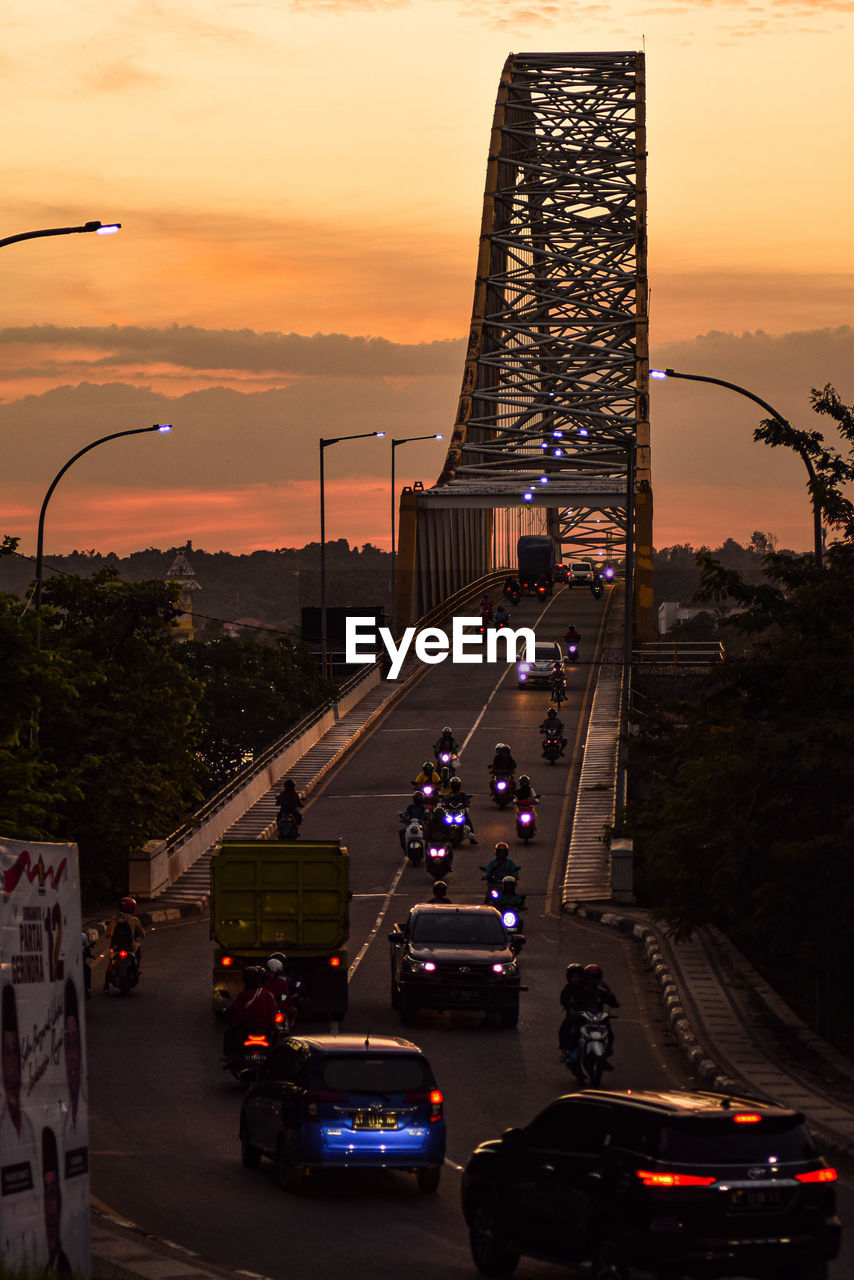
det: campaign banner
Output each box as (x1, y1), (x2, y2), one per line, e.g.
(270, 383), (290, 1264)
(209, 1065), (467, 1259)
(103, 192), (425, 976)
(1, 837), (90, 1277)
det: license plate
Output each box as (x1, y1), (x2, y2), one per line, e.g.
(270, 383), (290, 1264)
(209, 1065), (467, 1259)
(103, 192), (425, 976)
(353, 1112), (398, 1130)
(729, 1188), (783, 1208)
(449, 989), (479, 1001)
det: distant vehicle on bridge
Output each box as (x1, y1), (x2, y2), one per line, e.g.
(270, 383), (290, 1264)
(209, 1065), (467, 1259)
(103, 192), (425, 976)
(517, 535), (556, 597)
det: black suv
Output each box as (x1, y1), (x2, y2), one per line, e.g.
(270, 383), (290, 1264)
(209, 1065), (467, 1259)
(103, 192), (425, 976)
(389, 904), (523, 1027)
(461, 1088), (840, 1280)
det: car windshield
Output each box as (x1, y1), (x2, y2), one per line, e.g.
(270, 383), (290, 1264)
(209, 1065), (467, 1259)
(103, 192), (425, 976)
(658, 1120), (817, 1163)
(571, 563), (591, 573)
(410, 911), (506, 945)
(533, 643), (559, 662)
(319, 1054), (432, 1094)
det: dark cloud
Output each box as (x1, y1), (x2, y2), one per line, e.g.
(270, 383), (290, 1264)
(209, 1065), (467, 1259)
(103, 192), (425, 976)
(0, 325), (465, 377)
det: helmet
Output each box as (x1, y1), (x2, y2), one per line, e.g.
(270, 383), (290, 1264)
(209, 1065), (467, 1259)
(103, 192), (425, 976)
(494, 742), (505, 753)
(450, 776), (462, 791)
(494, 841), (510, 857)
(268, 952), (287, 968)
(565, 963), (585, 982)
(266, 958), (283, 975)
(242, 966), (264, 989)
(432, 804), (446, 818)
(583, 963), (604, 982)
(120, 896), (136, 913)
(501, 875), (518, 891)
(412, 791), (424, 804)
(442, 726), (452, 736)
(423, 761), (434, 773)
(519, 775), (530, 786)
(432, 881), (448, 898)
(547, 708), (557, 719)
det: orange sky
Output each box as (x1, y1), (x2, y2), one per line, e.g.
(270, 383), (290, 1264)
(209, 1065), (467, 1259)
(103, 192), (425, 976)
(2, 2), (853, 558)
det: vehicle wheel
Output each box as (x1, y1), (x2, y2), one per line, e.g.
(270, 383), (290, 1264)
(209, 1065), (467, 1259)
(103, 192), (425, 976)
(416, 1165), (441, 1193)
(240, 1134), (261, 1169)
(468, 1195), (519, 1277)
(586, 1055), (605, 1087)
(499, 1002), (519, 1029)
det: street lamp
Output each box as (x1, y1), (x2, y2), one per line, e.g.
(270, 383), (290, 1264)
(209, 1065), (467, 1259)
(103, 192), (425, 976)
(319, 431), (385, 677)
(34, 425), (172, 646)
(651, 367), (822, 566)
(390, 434), (443, 623)
(0, 220), (121, 249)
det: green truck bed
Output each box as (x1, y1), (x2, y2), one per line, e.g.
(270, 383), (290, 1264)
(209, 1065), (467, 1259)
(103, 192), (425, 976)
(210, 840), (350, 954)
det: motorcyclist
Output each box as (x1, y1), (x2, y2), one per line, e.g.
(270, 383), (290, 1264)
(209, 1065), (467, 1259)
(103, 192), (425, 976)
(433, 726), (460, 759)
(495, 874), (526, 911)
(445, 777), (478, 844)
(489, 742), (517, 778)
(276, 778), (303, 838)
(539, 707), (567, 754)
(502, 576), (520, 601)
(494, 604), (509, 628)
(425, 803), (450, 841)
(558, 962), (588, 1068)
(482, 841), (521, 891)
(224, 966), (278, 1060)
(581, 962), (619, 1066)
(412, 759), (442, 795)
(399, 790), (430, 850)
(261, 956), (298, 1029)
(515, 774), (539, 806)
(429, 880), (450, 903)
(564, 624), (581, 649)
(103, 897), (145, 992)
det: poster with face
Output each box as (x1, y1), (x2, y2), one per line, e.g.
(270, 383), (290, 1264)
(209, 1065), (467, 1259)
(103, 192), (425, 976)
(1, 838), (90, 1276)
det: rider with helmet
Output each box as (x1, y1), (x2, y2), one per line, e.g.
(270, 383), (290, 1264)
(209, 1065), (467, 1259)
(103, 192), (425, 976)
(445, 776), (478, 844)
(399, 790), (430, 850)
(412, 759), (442, 794)
(433, 726), (460, 758)
(482, 841), (521, 891)
(103, 896), (145, 992)
(224, 966), (278, 1058)
(515, 774), (539, 805)
(262, 955), (298, 1029)
(558, 962), (588, 1060)
(429, 880), (450, 903)
(577, 963), (619, 1066)
(539, 706), (567, 754)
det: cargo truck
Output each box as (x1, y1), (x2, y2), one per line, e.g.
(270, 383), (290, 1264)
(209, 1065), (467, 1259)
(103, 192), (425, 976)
(210, 839), (350, 1021)
(517, 534), (556, 597)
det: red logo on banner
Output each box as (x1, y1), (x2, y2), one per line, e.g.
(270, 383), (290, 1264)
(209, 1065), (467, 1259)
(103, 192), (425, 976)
(3, 850), (68, 895)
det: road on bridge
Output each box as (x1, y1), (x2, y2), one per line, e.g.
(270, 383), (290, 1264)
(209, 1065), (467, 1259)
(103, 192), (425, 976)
(86, 584), (852, 1279)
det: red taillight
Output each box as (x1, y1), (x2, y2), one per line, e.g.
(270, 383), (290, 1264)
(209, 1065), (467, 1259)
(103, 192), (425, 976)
(221, 955), (234, 968)
(733, 1113), (762, 1124)
(795, 1168), (838, 1183)
(636, 1170), (716, 1187)
(118, 950), (129, 959)
(328, 956), (341, 967)
(404, 1088), (444, 1122)
(304, 1090), (348, 1119)
(243, 1035), (269, 1048)
(274, 1011), (285, 1024)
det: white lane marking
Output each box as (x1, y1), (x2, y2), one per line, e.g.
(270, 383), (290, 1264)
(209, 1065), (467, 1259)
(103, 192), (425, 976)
(347, 857), (408, 981)
(444, 1157), (464, 1172)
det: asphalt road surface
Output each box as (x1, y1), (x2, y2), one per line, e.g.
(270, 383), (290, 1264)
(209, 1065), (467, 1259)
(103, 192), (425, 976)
(86, 586), (851, 1279)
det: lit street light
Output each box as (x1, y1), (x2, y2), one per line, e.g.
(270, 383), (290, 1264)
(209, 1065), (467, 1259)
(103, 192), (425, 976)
(651, 367), (822, 566)
(35, 425), (172, 647)
(319, 431), (385, 677)
(390, 434), (443, 625)
(0, 220), (121, 249)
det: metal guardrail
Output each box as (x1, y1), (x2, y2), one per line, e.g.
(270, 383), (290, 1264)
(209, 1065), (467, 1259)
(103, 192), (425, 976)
(632, 641), (725, 668)
(159, 568), (511, 856)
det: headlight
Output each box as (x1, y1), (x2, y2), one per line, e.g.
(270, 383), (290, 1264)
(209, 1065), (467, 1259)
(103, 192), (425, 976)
(517, 662), (530, 674)
(404, 957), (436, 973)
(491, 961), (517, 976)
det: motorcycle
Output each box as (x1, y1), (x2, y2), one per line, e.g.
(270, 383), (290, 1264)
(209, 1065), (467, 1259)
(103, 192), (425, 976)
(590, 580), (603, 600)
(276, 809), (300, 840)
(550, 670), (567, 707)
(425, 842), (453, 880)
(541, 727), (563, 764)
(565, 639), (580, 663)
(515, 801), (537, 844)
(414, 781), (438, 811)
(489, 893), (527, 948)
(223, 1030), (275, 1082)
(435, 748), (459, 787)
(442, 807), (468, 848)
(563, 1008), (613, 1087)
(481, 864), (521, 898)
(105, 945), (140, 996)
(401, 817), (425, 865)
(490, 772), (515, 809)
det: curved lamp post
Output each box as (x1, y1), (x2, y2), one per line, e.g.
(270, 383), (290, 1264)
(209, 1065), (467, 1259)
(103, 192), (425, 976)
(0, 220), (121, 249)
(319, 431), (385, 676)
(651, 367), (822, 566)
(35, 424), (173, 646)
(390, 434), (443, 623)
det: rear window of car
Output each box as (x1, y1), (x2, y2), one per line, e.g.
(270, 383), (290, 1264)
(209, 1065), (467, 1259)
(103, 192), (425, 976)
(571, 562), (592, 573)
(658, 1118), (817, 1163)
(318, 1054), (433, 1094)
(410, 911), (506, 945)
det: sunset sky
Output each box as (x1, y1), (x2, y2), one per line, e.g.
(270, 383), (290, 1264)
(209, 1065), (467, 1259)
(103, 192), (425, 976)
(2, 0), (853, 562)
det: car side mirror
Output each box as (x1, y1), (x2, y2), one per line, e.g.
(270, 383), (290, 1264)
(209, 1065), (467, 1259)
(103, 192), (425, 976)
(510, 935), (526, 952)
(501, 1127), (526, 1148)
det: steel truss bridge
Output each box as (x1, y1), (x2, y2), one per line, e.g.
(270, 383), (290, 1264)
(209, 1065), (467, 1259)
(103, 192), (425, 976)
(396, 51), (655, 640)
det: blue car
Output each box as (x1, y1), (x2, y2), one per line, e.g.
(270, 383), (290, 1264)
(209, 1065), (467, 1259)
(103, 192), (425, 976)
(239, 1033), (446, 1193)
